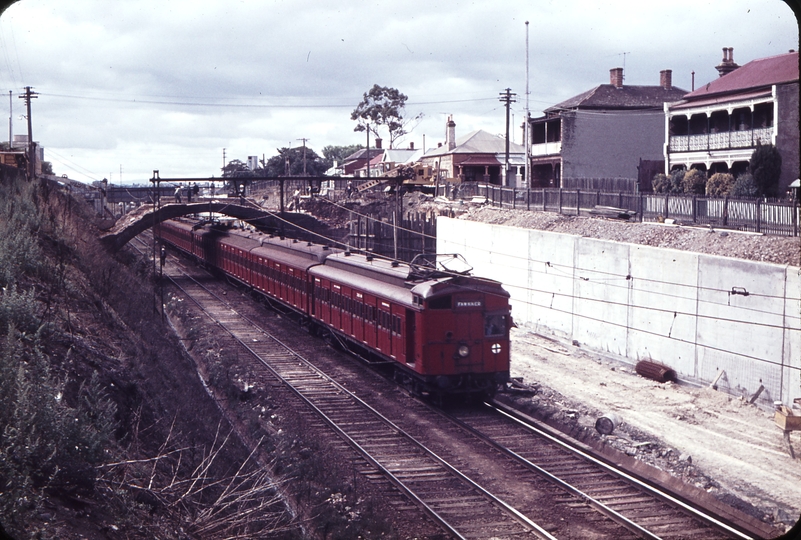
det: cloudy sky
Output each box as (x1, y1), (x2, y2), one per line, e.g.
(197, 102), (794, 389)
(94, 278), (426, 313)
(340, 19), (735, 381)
(0, 0), (797, 184)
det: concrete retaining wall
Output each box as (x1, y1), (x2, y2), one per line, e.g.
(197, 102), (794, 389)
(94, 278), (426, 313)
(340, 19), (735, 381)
(437, 217), (801, 407)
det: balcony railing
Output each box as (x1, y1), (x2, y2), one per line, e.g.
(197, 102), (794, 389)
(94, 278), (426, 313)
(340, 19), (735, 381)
(530, 141), (562, 156)
(669, 127), (774, 153)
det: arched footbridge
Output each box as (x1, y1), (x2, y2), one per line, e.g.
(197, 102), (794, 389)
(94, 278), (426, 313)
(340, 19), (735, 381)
(99, 201), (329, 252)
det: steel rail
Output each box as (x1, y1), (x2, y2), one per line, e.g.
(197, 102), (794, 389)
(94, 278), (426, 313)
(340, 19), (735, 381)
(163, 264), (556, 540)
(490, 400), (755, 540)
(449, 404), (663, 539)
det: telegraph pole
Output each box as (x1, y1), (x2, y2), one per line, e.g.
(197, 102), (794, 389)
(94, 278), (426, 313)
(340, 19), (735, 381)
(297, 137), (309, 176)
(525, 21), (531, 188)
(498, 88), (517, 187)
(19, 86), (38, 180)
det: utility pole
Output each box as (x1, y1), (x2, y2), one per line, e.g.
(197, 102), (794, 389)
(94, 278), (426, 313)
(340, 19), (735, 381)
(297, 137), (309, 175)
(366, 126), (371, 179)
(222, 148), (226, 173)
(498, 88), (516, 187)
(525, 21), (531, 188)
(8, 90), (11, 147)
(19, 86), (37, 180)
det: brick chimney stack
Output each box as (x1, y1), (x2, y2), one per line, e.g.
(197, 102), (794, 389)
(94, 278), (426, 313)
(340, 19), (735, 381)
(446, 115), (456, 150)
(610, 67), (624, 88)
(715, 47), (739, 77)
(660, 69), (673, 89)
(374, 137), (382, 149)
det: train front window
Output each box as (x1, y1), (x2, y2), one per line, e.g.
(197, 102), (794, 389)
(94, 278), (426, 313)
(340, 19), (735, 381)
(484, 314), (505, 337)
(428, 295), (452, 310)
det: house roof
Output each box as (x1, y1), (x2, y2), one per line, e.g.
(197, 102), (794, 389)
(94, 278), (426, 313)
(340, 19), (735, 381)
(381, 148), (418, 164)
(683, 51), (799, 100)
(424, 130), (525, 157)
(545, 84), (687, 112)
(670, 88), (772, 111)
(342, 148), (383, 162)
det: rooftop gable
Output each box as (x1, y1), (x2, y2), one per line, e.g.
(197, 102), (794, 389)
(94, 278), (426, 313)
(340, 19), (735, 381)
(425, 130), (525, 157)
(684, 51), (799, 100)
(546, 83), (688, 112)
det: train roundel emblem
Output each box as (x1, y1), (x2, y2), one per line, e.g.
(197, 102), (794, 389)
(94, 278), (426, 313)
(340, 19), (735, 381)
(491, 343), (502, 355)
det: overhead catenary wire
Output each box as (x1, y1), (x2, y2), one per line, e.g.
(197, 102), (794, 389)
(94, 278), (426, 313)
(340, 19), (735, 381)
(182, 203), (798, 373)
(323, 194), (799, 302)
(293, 196), (801, 314)
(229, 201), (799, 333)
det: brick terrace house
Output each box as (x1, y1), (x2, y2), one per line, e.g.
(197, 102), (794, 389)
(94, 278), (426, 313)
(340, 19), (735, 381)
(340, 146), (384, 177)
(528, 68), (687, 188)
(665, 48), (799, 194)
(419, 116), (526, 186)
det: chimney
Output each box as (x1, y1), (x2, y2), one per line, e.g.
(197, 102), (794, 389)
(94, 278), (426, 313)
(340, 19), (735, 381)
(715, 47), (740, 77)
(660, 69), (672, 89)
(610, 67), (624, 88)
(446, 115), (456, 150)
(374, 137), (382, 149)
(409, 141), (414, 150)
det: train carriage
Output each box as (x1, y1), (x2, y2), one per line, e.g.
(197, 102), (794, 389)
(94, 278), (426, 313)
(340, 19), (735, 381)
(157, 219), (511, 398)
(156, 219), (194, 254)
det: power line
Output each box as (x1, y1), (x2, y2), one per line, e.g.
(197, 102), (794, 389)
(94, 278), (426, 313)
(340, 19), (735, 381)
(241, 198), (800, 331)
(184, 205), (797, 372)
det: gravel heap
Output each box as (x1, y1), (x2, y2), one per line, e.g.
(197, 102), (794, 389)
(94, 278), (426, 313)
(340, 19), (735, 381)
(454, 205), (800, 266)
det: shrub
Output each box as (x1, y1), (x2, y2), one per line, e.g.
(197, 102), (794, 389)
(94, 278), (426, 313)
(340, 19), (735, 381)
(706, 172), (735, 197)
(681, 168), (707, 194)
(668, 169), (686, 193)
(651, 174), (669, 193)
(730, 172), (759, 198)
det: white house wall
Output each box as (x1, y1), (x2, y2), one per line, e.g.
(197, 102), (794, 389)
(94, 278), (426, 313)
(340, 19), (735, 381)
(437, 216), (801, 407)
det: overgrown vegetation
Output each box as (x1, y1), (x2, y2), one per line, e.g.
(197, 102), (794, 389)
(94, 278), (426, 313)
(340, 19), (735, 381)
(0, 170), (301, 538)
(0, 170), (118, 537)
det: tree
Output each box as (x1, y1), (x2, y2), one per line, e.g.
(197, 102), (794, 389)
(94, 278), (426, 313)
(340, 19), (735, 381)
(262, 147), (327, 177)
(321, 144), (363, 173)
(749, 142), (782, 197)
(222, 159), (251, 178)
(350, 84), (422, 148)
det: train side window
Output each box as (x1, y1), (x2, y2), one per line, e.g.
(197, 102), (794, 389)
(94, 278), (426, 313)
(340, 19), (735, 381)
(484, 314), (506, 337)
(428, 295), (452, 310)
(392, 315), (401, 335)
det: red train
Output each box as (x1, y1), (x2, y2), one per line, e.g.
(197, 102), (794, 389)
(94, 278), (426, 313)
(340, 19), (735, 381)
(156, 219), (511, 398)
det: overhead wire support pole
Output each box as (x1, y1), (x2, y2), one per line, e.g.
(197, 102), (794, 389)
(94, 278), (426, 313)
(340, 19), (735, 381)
(19, 86), (38, 180)
(297, 137), (309, 176)
(525, 21), (531, 189)
(498, 88), (517, 187)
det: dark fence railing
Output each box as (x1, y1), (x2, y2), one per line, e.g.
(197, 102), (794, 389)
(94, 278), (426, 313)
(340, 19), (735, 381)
(477, 184), (799, 237)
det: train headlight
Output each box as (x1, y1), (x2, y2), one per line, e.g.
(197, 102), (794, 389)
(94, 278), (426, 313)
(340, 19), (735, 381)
(457, 344), (470, 358)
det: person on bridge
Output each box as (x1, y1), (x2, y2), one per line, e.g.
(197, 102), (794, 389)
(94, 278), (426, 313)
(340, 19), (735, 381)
(174, 185), (182, 203)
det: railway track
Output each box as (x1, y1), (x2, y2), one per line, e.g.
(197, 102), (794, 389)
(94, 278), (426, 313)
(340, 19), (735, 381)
(161, 263), (551, 539)
(136, 234), (769, 539)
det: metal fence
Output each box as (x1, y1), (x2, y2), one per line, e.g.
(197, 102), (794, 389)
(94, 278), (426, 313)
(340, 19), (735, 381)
(476, 184), (800, 237)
